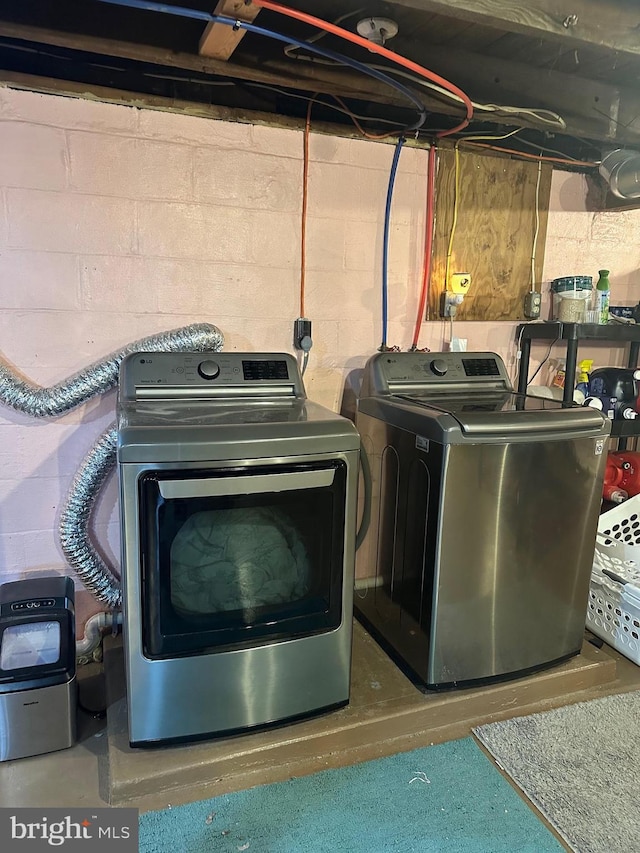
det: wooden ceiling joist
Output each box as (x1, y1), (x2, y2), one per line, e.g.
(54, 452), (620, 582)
(393, 0), (640, 60)
(0, 20), (405, 106)
(1, 18), (638, 147)
(199, 0), (261, 61)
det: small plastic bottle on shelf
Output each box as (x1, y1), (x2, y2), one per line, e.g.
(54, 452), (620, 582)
(596, 269), (611, 324)
(551, 359), (566, 389)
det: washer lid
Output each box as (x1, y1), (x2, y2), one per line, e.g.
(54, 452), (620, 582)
(393, 391), (608, 435)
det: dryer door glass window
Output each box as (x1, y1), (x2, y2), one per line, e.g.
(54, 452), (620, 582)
(138, 461), (346, 657)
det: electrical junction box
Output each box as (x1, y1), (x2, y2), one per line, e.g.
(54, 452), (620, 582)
(293, 318), (312, 352)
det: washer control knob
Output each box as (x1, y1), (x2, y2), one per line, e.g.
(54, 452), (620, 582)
(430, 358), (448, 376)
(197, 360), (220, 380)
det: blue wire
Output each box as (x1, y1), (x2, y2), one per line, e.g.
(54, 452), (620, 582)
(98, 0), (423, 350)
(95, 0), (427, 130)
(381, 136), (405, 349)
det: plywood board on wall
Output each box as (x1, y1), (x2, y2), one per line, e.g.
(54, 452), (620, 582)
(428, 146), (552, 321)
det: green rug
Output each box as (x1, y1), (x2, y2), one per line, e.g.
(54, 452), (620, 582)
(139, 737), (563, 852)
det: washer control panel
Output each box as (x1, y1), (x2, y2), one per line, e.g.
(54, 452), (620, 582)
(360, 351), (510, 396)
(430, 358), (449, 376)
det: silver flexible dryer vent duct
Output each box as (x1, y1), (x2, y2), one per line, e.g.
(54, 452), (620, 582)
(1, 322), (224, 607)
(0, 322), (223, 417)
(59, 425), (120, 607)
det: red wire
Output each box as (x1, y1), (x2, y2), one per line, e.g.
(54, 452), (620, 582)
(251, 0), (473, 137)
(412, 144), (437, 349)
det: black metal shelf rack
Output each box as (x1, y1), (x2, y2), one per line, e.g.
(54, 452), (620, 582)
(516, 322), (640, 438)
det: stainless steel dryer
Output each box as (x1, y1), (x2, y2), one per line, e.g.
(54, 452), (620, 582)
(355, 351), (610, 689)
(117, 352), (359, 746)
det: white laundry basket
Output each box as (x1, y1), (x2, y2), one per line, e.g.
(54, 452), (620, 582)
(587, 495), (640, 664)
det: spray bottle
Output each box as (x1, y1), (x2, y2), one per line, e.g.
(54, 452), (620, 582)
(575, 359), (593, 399)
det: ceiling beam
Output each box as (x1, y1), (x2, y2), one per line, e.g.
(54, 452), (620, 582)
(389, 0), (640, 59)
(199, 1), (260, 61)
(2, 17), (640, 147)
(0, 20), (408, 108)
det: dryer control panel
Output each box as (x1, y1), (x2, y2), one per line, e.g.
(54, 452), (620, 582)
(119, 352), (306, 400)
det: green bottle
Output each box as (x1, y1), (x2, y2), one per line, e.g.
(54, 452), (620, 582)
(596, 269), (610, 324)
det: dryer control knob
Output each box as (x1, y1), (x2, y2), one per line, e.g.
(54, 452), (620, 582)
(197, 359), (220, 380)
(430, 358), (448, 376)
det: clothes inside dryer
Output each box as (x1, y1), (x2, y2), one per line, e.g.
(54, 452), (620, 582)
(170, 505), (312, 615)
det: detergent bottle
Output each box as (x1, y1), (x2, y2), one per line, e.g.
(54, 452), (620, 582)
(603, 451), (640, 501)
(585, 366), (640, 419)
(603, 453), (629, 503)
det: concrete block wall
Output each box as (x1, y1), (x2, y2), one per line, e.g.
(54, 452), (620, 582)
(0, 86), (638, 625)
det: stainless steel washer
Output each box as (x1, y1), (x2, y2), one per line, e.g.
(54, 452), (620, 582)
(355, 351), (610, 688)
(117, 352), (359, 746)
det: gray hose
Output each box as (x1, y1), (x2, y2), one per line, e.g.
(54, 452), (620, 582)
(0, 322), (223, 417)
(1, 322), (224, 607)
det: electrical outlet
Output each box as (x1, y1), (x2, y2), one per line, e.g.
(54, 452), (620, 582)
(524, 291), (541, 319)
(451, 337), (467, 352)
(450, 273), (471, 294)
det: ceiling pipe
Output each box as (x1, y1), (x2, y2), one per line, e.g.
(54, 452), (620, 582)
(599, 149), (640, 199)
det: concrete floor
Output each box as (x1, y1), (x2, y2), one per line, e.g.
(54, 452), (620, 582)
(1, 624), (639, 818)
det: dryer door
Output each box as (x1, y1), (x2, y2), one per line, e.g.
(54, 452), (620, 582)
(137, 461), (347, 657)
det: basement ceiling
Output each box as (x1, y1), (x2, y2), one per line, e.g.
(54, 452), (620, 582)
(1, 0), (639, 164)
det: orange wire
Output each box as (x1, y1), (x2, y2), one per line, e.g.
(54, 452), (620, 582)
(462, 142), (598, 168)
(300, 93), (411, 318)
(300, 96), (319, 318)
(251, 0), (473, 137)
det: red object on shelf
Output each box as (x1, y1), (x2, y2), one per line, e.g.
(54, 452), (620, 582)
(603, 451), (640, 502)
